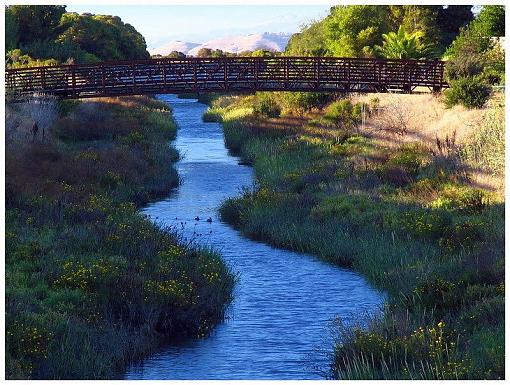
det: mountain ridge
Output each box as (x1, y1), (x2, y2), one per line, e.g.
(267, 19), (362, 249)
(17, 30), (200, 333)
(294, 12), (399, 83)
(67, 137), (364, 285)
(150, 32), (291, 56)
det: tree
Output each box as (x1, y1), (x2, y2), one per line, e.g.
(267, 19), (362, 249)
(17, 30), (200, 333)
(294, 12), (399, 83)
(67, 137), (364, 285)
(164, 51), (186, 58)
(8, 5), (65, 45)
(250, 49), (276, 57)
(324, 5), (393, 57)
(196, 48), (213, 57)
(375, 25), (432, 59)
(472, 5), (505, 37)
(57, 13), (149, 61)
(442, 5), (504, 108)
(195, 48), (228, 57)
(285, 20), (328, 56)
(6, 49), (58, 69)
(445, 5), (505, 61)
(284, 5), (474, 58)
(436, 5), (474, 49)
(5, 7), (18, 51)
(389, 6), (441, 48)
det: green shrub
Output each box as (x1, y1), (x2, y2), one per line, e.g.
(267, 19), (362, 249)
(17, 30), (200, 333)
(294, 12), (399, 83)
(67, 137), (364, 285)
(465, 325), (504, 378)
(480, 68), (503, 86)
(277, 92), (335, 115)
(254, 93), (281, 118)
(444, 54), (484, 81)
(459, 296), (504, 331)
(369, 97), (380, 110)
(430, 185), (492, 212)
(439, 217), (486, 250)
(413, 278), (458, 312)
(57, 100), (80, 117)
(310, 194), (376, 220)
(388, 144), (427, 176)
(458, 101), (504, 175)
(334, 320), (466, 379)
(202, 108), (224, 122)
(219, 197), (246, 227)
(398, 209), (451, 239)
(443, 76), (491, 109)
(323, 99), (359, 128)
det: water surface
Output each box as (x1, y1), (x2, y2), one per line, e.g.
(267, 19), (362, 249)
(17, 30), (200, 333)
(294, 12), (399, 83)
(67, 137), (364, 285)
(125, 94), (384, 380)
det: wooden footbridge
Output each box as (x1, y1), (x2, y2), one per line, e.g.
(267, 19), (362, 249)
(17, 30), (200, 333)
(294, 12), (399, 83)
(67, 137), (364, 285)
(6, 56), (447, 99)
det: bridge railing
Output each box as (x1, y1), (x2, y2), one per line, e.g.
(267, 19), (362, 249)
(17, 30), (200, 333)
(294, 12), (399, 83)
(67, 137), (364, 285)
(6, 57), (447, 99)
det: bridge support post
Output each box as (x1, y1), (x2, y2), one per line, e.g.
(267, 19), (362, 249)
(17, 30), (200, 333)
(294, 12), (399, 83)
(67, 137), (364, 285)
(346, 60), (351, 92)
(223, 57), (228, 91)
(284, 56), (288, 90)
(162, 61), (167, 88)
(193, 59), (197, 93)
(101, 65), (106, 95)
(71, 66), (76, 97)
(315, 58), (320, 90)
(40, 68), (46, 91)
(131, 63), (136, 94)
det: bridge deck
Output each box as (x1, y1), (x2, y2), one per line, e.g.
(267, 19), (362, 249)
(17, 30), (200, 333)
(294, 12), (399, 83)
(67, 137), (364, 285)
(6, 56), (447, 99)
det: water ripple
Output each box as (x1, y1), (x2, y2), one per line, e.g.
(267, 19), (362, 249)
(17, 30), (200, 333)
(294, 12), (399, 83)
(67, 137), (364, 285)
(125, 95), (385, 380)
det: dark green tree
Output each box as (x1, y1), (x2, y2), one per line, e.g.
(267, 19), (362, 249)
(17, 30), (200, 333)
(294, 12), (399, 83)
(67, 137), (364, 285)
(436, 5), (474, 49)
(390, 6), (441, 46)
(8, 5), (65, 45)
(5, 7), (18, 51)
(196, 47), (213, 57)
(57, 13), (149, 61)
(285, 20), (328, 56)
(472, 5), (505, 37)
(164, 51), (186, 58)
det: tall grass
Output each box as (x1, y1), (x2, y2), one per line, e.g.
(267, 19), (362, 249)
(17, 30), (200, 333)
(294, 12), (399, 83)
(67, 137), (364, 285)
(458, 99), (505, 176)
(210, 94), (504, 379)
(5, 95), (235, 379)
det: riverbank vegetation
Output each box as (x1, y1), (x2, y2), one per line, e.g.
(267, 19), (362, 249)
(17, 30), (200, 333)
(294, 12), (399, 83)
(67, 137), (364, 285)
(208, 86), (504, 379)
(202, 8), (505, 374)
(5, 96), (235, 379)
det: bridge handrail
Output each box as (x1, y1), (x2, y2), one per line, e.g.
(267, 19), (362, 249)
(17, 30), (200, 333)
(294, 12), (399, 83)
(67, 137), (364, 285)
(5, 56), (446, 73)
(5, 56), (448, 99)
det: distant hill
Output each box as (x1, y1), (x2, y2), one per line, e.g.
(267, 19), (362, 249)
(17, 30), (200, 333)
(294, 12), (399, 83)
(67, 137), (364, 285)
(150, 32), (292, 56)
(149, 41), (200, 56)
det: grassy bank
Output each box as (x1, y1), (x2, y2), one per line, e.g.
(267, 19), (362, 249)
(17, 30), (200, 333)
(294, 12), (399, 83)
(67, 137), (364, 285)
(5, 96), (235, 379)
(207, 92), (504, 379)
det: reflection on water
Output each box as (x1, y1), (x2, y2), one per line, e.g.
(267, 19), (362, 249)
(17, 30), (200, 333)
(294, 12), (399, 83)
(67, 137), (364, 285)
(125, 94), (385, 380)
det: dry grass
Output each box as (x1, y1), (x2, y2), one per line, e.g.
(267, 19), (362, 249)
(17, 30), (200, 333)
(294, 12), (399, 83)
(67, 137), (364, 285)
(352, 93), (486, 145)
(351, 93), (503, 195)
(88, 95), (170, 111)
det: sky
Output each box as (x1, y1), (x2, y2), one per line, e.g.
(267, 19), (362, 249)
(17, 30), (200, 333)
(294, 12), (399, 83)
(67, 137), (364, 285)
(65, 5), (334, 48)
